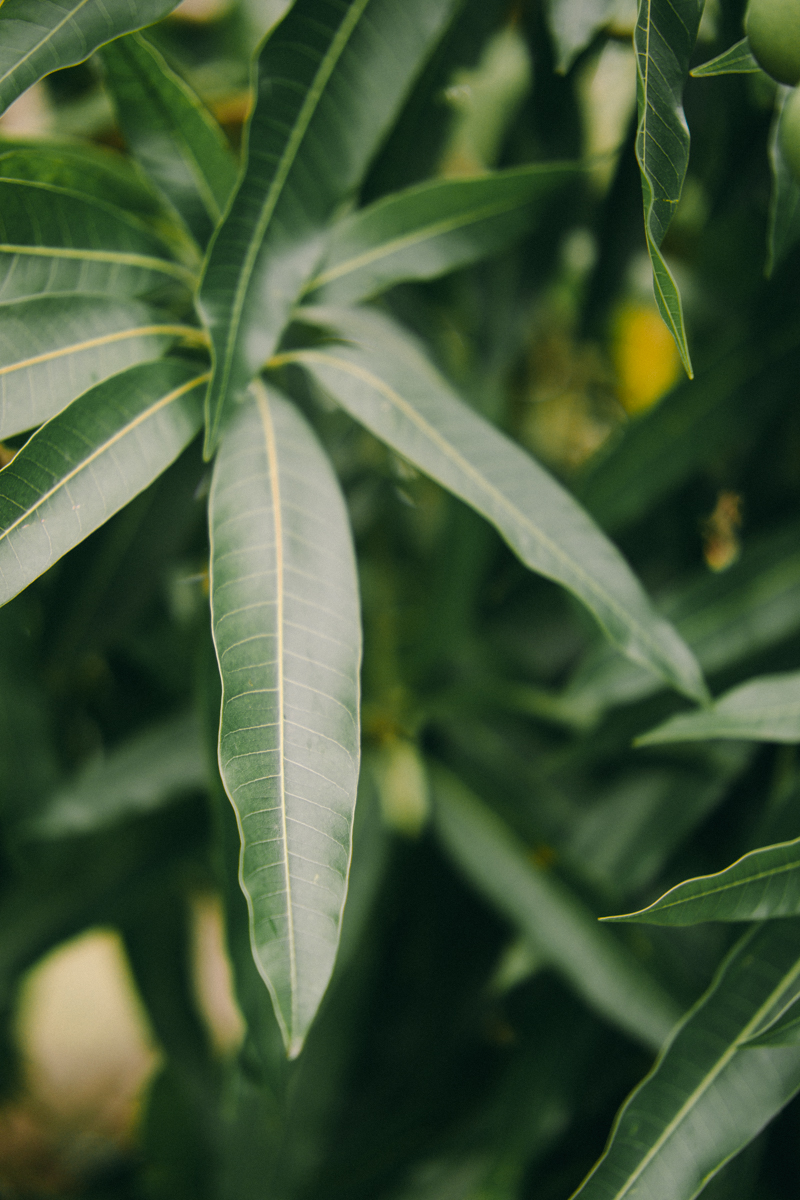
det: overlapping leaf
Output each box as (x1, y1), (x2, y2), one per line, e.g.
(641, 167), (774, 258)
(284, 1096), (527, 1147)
(637, 670), (800, 746)
(302, 162), (578, 306)
(0, 0), (182, 116)
(570, 921), (800, 1200)
(198, 0), (460, 452)
(690, 38), (761, 76)
(0, 358), (206, 606)
(209, 383), (361, 1056)
(431, 769), (680, 1050)
(280, 305), (706, 702)
(634, 0), (702, 373)
(0, 295), (202, 438)
(100, 34), (239, 245)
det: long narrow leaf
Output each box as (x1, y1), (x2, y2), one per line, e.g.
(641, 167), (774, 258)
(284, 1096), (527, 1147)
(279, 306), (706, 703)
(100, 34), (239, 245)
(0, 359), (206, 606)
(198, 0), (460, 453)
(0, 295), (203, 438)
(637, 671), (800, 746)
(634, 0), (702, 373)
(570, 921), (800, 1200)
(0, 0), (182, 116)
(209, 382), (361, 1056)
(303, 162), (579, 306)
(690, 38), (761, 76)
(431, 769), (680, 1051)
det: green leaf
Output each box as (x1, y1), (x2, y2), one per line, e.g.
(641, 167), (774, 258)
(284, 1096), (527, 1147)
(281, 305), (707, 703)
(608, 835), (800, 926)
(637, 671), (800, 746)
(690, 37), (762, 76)
(767, 87), (800, 276)
(100, 33), (239, 246)
(634, 0), (702, 374)
(0, 358), (206, 606)
(26, 712), (206, 839)
(0, 0), (183, 117)
(0, 140), (166, 219)
(569, 921), (800, 1200)
(0, 177), (197, 303)
(744, 1000), (800, 1046)
(209, 382), (361, 1057)
(546, 0), (616, 73)
(0, 295), (203, 438)
(198, 0), (460, 454)
(431, 768), (681, 1051)
(302, 162), (579, 306)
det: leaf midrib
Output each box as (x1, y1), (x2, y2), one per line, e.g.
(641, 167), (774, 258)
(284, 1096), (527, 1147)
(0, 322), (206, 377)
(0, 0), (94, 87)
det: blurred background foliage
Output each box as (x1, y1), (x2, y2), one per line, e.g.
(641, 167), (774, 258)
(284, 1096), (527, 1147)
(1, 0), (800, 1195)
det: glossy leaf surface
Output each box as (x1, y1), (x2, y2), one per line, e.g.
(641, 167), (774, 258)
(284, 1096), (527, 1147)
(637, 671), (800, 746)
(432, 769), (680, 1050)
(634, 0), (702, 373)
(284, 305), (706, 702)
(209, 384), (361, 1056)
(0, 0), (182, 116)
(199, 0), (459, 452)
(100, 34), (239, 245)
(690, 38), (761, 76)
(0, 359), (206, 606)
(570, 921), (800, 1200)
(303, 162), (579, 306)
(0, 295), (200, 438)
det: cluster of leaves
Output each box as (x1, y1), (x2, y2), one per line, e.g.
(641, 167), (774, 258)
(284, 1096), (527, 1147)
(3, 0), (800, 1197)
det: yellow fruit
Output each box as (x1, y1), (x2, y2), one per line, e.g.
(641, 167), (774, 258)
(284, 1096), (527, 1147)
(745, 0), (800, 84)
(780, 86), (800, 184)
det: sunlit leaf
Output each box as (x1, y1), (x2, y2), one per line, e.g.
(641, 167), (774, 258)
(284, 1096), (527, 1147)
(302, 162), (579, 306)
(570, 921), (800, 1200)
(637, 670), (800, 746)
(690, 38), (761, 76)
(767, 87), (800, 276)
(280, 305), (707, 703)
(431, 768), (680, 1051)
(0, 0), (182, 116)
(209, 382), (361, 1057)
(0, 359), (206, 606)
(198, 0), (460, 453)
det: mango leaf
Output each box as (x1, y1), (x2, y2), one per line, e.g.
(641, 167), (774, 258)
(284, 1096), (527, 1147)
(767, 87), (800, 276)
(634, 0), (702, 374)
(607, 836), (800, 926)
(431, 768), (680, 1051)
(0, 178), (196, 303)
(690, 38), (761, 76)
(0, 0), (182, 116)
(302, 162), (579, 306)
(26, 712), (206, 840)
(569, 920), (800, 1200)
(0, 295), (203, 438)
(209, 382), (361, 1057)
(100, 33), (239, 246)
(745, 1001), (800, 1046)
(280, 305), (707, 703)
(198, 0), (460, 453)
(637, 671), (800, 746)
(0, 358), (206, 606)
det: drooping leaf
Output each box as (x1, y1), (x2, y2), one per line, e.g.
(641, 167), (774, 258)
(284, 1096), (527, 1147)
(767, 87), (800, 276)
(607, 835), (800, 926)
(281, 305), (707, 703)
(637, 670), (800, 746)
(0, 295), (203, 438)
(302, 162), (579, 306)
(569, 920), (800, 1200)
(0, 177), (197, 303)
(209, 382), (361, 1057)
(431, 768), (680, 1051)
(0, 0), (183, 117)
(198, 0), (460, 453)
(690, 38), (762, 76)
(0, 358), (206, 606)
(26, 712), (206, 839)
(100, 33), (239, 246)
(546, 0), (616, 74)
(633, 0), (702, 374)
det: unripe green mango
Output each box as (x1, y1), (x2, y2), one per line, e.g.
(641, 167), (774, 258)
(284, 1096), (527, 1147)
(746, 0), (800, 84)
(780, 86), (800, 184)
